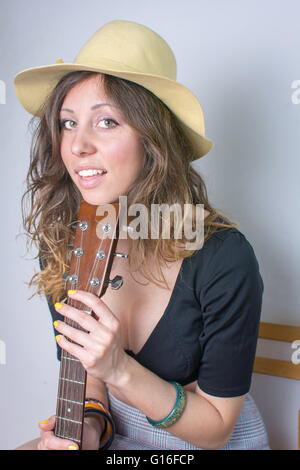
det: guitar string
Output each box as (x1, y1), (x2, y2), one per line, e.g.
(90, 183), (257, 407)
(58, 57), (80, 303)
(61, 211), (120, 442)
(57, 219), (83, 440)
(58, 216), (114, 443)
(75, 215), (122, 442)
(70, 221), (109, 443)
(55, 218), (80, 440)
(74, 213), (120, 443)
(72, 220), (110, 443)
(59, 222), (86, 440)
(64, 227), (84, 439)
(64, 225), (90, 441)
(56, 219), (80, 440)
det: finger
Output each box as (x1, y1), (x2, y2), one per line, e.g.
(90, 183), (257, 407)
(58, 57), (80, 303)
(38, 415), (56, 431)
(67, 289), (119, 330)
(38, 431), (79, 450)
(55, 334), (94, 364)
(54, 300), (112, 338)
(54, 301), (115, 343)
(54, 320), (97, 349)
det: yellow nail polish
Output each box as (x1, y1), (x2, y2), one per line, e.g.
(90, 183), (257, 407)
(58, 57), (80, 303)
(54, 302), (62, 309)
(53, 320), (59, 328)
(68, 290), (77, 295)
(68, 445), (78, 450)
(55, 335), (61, 342)
(40, 419), (49, 424)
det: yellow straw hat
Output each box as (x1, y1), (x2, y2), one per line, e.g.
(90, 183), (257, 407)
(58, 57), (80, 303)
(14, 19), (214, 160)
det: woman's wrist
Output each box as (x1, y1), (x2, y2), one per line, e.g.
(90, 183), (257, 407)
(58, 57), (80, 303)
(84, 414), (104, 436)
(106, 355), (181, 422)
(84, 398), (116, 450)
(105, 352), (133, 389)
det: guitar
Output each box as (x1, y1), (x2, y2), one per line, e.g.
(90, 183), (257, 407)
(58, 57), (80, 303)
(53, 200), (128, 449)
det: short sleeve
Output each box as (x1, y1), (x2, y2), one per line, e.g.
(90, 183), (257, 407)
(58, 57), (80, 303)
(197, 231), (264, 397)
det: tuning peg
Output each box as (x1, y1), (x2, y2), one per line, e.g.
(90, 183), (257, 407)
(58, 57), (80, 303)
(113, 252), (129, 258)
(61, 273), (78, 285)
(108, 275), (123, 290)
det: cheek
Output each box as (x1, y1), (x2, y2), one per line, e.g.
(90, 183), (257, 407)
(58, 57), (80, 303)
(60, 137), (71, 168)
(111, 146), (143, 181)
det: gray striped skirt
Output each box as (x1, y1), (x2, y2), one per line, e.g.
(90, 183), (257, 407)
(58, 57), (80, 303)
(107, 391), (270, 450)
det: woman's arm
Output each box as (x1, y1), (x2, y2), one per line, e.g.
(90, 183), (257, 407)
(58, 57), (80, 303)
(107, 355), (245, 450)
(83, 373), (108, 436)
(54, 290), (246, 450)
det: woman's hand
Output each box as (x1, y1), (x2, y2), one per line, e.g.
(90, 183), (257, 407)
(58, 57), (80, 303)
(54, 290), (130, 385)
(37, 415), (101, 450)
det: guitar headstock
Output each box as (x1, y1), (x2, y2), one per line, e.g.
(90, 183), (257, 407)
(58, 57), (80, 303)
(63, 200), (127, 301)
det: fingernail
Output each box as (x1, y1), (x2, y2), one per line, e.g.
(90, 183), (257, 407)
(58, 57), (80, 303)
(68, 290), (77, 295)
(53, 320), (59, 328)
(68, 445), (79, 450)
(54, 302), (62, 309)
(40, 419), (49, 424)
(55, 335), (61, 342)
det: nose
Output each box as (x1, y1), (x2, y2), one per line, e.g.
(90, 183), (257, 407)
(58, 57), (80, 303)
(71, 126), (97, 157)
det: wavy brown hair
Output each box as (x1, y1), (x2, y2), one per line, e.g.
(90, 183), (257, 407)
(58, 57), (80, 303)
(20, 71), (238, 305)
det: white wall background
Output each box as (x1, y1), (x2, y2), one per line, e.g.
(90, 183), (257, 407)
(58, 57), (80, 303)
(0, 0), (299, 450)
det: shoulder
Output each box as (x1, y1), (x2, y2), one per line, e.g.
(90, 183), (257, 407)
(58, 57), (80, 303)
(205, 224), (259, 269)
(186, 219), (263, 291)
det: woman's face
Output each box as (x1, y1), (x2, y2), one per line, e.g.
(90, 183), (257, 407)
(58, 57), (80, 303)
(59, 74), (144, 205)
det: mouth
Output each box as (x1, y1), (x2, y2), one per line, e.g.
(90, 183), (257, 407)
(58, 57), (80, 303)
(76, 169), (108, 189)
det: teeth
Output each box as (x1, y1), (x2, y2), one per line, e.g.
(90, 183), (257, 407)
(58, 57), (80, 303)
(78, 169), (106, 177)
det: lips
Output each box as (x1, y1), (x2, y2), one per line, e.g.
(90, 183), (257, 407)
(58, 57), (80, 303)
(76, 171), (107, 189)
(75, 165), (107, 174)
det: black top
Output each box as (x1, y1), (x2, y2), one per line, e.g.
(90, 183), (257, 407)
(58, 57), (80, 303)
(44, 223), (264, 398)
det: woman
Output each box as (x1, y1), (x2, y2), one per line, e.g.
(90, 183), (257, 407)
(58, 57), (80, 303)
(14, 20), (270, 450)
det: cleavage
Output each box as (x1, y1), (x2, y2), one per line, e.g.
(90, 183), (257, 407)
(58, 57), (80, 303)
(101, 256), (184, 356)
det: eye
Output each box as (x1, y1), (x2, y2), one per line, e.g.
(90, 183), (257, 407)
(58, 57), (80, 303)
(59, 119), (76, 130)
(97, 118), (118, 129)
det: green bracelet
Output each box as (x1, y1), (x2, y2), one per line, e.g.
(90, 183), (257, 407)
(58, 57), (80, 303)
(146, 381), (187, 429)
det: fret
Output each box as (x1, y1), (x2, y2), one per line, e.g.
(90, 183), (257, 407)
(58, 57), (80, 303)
(57, 399), (83, 422)
(55, 433), (81, 444)
(58, 397), (83, 405)
(82, 309), (92, 315)
(57, 416), (82, 425)
(63, 356), (80, 362)
(60, 377), (85, 385)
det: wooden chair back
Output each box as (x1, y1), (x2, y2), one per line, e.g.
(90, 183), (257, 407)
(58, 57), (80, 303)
(253, 321), (300, 449)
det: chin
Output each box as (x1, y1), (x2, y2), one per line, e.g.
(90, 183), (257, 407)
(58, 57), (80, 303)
(80, 193), (118, 206)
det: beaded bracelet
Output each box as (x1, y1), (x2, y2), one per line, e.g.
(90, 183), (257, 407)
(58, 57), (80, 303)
(146, 382), (187, 429)
(84, 398), (115, 450)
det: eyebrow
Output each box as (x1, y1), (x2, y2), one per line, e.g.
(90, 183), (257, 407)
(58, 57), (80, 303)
(60, 102), (118, 113)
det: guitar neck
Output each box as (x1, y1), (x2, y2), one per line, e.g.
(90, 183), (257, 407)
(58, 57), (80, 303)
(54, 306), (90, 448)
(52, 200), (124, 449)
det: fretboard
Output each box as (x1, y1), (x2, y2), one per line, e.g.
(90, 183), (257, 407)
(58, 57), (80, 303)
(54, 304), (91, 447)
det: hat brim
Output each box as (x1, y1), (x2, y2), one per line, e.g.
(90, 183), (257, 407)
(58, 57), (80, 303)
(14, 61), (214, 160)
